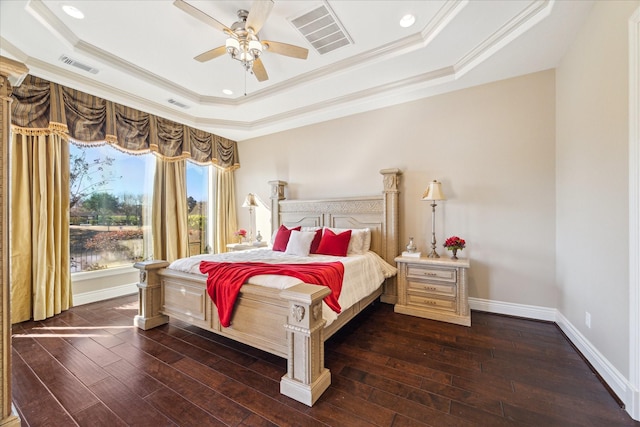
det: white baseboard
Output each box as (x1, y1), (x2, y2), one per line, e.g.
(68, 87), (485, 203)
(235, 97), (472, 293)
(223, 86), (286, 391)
(469, 297), (556, 321)
(470, 297), (638, 421)
(73, 283), (138, 306)
(556, 311), (639, 419)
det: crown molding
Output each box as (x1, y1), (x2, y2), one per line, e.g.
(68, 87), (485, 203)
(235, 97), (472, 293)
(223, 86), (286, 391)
(0, 56), (29, 87)
(455, 0), (554, 76)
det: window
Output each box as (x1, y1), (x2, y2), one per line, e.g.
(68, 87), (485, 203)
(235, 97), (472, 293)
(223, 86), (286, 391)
(69, 144), (214, 273)
(186, 161), (214, 255)
(69, 143), (154, 272)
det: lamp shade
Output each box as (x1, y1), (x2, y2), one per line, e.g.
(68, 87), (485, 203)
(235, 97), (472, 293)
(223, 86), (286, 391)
(242, 193), (258, 207)
(422, 180), (446, 201)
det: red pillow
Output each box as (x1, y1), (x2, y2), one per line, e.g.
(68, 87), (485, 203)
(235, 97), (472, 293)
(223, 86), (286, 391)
(272, 225), (301, 252)
(309, 228), (323, 254)
(316, 229), (352, 257)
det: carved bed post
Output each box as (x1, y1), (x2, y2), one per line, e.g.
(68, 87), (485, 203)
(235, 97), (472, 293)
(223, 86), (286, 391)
(269, 180), (287, 234)
(279, 284), (331, 406)
(134, 260), (170, 330)
(380, 168), (401, 304)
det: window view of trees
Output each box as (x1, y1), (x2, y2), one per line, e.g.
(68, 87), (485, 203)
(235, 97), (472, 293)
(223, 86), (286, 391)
(69, 144), (213, 273)
(186, 162), (211, 256)
(69, 144), (153, 272)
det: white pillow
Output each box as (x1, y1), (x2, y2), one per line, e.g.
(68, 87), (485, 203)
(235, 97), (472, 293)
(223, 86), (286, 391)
(324, 227), (371, 254)
(284, 230), (316, 256)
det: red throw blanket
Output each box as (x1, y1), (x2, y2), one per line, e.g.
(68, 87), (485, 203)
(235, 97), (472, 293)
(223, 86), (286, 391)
(199, 261), (344, 327)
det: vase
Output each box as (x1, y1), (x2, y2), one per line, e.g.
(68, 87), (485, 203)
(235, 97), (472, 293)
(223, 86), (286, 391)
(451, 248), (458, 260)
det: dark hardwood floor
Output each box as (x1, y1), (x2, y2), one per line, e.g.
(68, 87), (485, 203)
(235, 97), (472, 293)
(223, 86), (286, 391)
(11, 294), (639, 426)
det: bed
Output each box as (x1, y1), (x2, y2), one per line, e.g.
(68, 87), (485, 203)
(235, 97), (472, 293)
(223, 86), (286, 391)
(133, 168), (401, 406)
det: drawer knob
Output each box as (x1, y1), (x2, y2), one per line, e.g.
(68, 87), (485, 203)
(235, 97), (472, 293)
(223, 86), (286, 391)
(423, 272), (437, 276)
(425, 286), (436, 291)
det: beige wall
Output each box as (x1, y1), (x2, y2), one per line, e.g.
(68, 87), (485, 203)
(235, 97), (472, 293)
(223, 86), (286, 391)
(236, 69), (557, 309)
(556, 0), (636, 378)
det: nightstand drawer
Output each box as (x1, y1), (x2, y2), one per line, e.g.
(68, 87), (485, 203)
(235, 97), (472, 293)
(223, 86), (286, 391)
(394, 256), (470, 326)
(407, 294), (456, 312)
(407, 266), (456, 282)
(407, 280), (456, 297)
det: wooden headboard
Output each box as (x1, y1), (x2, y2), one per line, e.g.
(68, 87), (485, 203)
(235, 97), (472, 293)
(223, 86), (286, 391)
(269, 168), (401, 304)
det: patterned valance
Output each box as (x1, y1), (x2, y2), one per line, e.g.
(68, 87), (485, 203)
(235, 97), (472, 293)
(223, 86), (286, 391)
(10, 74), (240, 170)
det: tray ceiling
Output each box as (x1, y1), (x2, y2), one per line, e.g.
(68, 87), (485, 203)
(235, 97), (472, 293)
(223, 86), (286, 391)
(0, 0), (594, 141)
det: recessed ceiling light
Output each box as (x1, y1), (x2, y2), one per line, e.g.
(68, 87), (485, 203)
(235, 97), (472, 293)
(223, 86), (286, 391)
(222, 89), (233, 95)
(62, 5), (84, 19)
(399, 14), (415, 28)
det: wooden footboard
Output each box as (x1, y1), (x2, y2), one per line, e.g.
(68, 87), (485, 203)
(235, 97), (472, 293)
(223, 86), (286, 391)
(134, 260), (335, 406)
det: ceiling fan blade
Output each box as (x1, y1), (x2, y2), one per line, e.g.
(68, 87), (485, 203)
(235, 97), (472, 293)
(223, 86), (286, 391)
(246, 0), (274, 34)
(173, 0), (233, 35)
(262, 41), (309, 60)
(194, 46), (227, 62)
(252, 58), (269, 82)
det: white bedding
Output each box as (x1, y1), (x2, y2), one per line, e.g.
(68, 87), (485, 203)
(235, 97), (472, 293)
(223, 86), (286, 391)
(168, 248), (397, 326)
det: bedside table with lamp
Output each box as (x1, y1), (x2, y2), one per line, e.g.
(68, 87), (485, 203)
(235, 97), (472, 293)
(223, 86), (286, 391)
(395, 180), (471, 326)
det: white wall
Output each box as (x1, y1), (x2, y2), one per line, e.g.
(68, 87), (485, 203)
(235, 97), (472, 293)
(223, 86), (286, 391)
(236, 70), (557, 309)
(556, 0), (636, 389)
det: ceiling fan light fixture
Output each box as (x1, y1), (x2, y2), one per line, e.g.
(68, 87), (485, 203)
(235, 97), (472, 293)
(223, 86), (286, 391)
(226, 36), (263, 67)
(226, 38), (240, 56)
(248, 39), (263, 58)
(176, 1), (307, 83)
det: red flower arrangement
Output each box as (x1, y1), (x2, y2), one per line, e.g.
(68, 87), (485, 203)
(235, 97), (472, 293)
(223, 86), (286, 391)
(443, 236), (466, 251)
(234, 229), (247, 237)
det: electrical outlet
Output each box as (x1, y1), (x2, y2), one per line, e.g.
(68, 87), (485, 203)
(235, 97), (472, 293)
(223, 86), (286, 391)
(585, 312), (591, 328)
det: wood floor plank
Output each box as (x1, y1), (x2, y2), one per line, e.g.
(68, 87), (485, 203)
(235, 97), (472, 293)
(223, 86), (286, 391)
(10, 348), (57, 407)
(509, 380), (635, 426)
(368, 388), (470, 427)
(14, 394), (78, 427)
(320, 387), (396, 426)
(72, 402), (129, 427)
(12, 337), (100, 414)
(88, 376), (176, 426)
(416, 376), (503, 416)
(238, 413), (279, 427)
(215, 377), (326, 427)
(140, 327), (223, 367)
(112, 338), (253, 426)
(11, 295), (640, 427)
(143, 387), (227, 427)
(102, 358), (166, 398)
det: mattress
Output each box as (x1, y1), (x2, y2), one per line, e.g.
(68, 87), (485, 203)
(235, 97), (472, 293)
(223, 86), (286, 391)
(168, 248), (397, 325)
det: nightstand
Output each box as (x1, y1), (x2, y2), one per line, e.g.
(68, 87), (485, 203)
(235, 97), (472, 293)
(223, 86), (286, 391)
(226, 241), (268, 252)
(394, 255), (471, 326)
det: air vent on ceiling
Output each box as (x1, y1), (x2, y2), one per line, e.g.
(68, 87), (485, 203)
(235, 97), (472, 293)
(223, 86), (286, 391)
(58, 55), (99, 74)
(167, 98), (190, 109)
(290, 3), (352, 55)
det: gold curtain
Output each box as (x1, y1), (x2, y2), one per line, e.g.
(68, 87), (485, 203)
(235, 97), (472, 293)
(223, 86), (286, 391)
(11, 133), (72, 323)
(152, 158), (189, 262)
(215, 168), (238, 253)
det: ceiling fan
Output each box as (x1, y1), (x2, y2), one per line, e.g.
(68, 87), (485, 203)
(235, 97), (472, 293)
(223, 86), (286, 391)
(174, 0), (309, 82)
